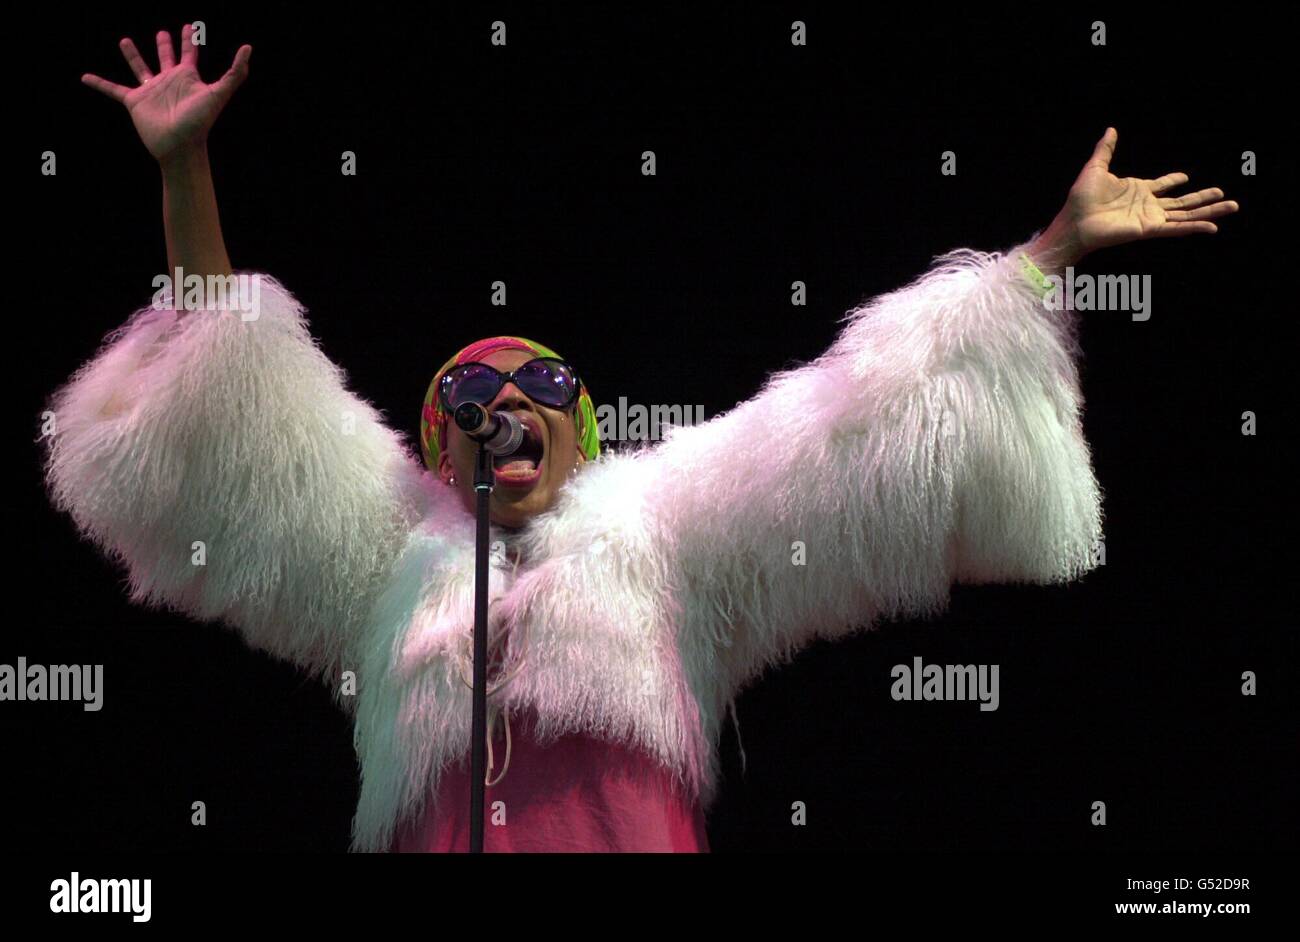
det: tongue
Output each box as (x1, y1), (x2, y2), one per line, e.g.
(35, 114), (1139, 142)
(495, 458), (538, 474)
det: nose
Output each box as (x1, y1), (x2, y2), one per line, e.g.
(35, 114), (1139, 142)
(489, 382), (536, 413)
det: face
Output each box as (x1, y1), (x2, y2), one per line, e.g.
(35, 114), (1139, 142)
(437, 348), (587, 528)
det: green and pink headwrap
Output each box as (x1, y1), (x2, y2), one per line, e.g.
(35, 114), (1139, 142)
(420, 336), (600, 473)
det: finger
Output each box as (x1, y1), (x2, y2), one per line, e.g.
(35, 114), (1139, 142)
(81, 72), (131, 104)
(1165, 201), (1239, 223)
(1087, 127), (1118, 169)
(1159, 187), (1225, 210)
(156, 30), (176, 70)
(118, 37), (154, 84)
(210, 45), (252, 105)
(1147, 172), (1189, 195)
(1152, 221), (1218, 238)
(180, 23), (199, 67)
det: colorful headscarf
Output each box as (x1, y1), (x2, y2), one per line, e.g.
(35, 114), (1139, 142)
(420, 336), (600, 473)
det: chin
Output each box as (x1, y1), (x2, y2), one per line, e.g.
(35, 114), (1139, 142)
(490, 485), (555, 528)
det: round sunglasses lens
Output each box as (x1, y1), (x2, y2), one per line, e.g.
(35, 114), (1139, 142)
(444, 365), (500, 408)
(516, 360), (577, 407)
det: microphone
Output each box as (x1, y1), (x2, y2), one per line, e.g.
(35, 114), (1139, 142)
(453, 402), (525, 456)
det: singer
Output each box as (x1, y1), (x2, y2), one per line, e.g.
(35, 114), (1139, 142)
(43, 26), (1239, 852)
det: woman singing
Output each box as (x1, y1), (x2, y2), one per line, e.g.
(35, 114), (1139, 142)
(45, 24), (1239, 852)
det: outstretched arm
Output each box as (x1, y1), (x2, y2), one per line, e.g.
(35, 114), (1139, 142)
(504, 129), (1238, 717)
(83, 23), (249, 281)
(47, 26), (431, 685)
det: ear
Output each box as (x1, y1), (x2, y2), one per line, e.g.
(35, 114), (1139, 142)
(437, 450), (456, 485)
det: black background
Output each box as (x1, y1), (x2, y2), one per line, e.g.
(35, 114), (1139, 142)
(5, 0), (1295, 868)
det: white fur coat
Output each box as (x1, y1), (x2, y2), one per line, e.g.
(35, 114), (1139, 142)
(43, 240), (1103, 851)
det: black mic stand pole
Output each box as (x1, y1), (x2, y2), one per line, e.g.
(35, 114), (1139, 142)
(468, 442), (494, 853)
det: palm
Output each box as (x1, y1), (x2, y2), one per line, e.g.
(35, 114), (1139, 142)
(125, 65), (226, 159)
(1073, 172), (1172, 248)
(1066, 128), (1237, 252)
(83, 24), (251, 161)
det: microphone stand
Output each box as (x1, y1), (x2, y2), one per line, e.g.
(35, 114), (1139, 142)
(468, 443), (494, 853)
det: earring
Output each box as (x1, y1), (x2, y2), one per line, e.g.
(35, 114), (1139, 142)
(448, 476), (457, 487)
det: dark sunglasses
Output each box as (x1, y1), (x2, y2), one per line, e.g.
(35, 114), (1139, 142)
(439, 357), (582, 412)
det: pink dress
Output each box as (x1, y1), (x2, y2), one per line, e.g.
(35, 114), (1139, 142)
(392, 707), (710, 853)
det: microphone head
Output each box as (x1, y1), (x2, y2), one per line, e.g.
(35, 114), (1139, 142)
(453, 402), (525, 455)
(453, 401), (489, 435)
(491, 411), (525, 456)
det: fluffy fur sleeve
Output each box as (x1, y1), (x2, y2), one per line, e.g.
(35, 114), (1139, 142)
(518, 240), (1104, 707)
(42, 274), (431, 682)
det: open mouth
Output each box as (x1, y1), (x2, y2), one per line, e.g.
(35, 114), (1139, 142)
(493, 416), (544, 487)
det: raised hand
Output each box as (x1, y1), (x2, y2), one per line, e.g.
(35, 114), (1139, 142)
(1068, 128), (1239, 252)
(82, 24), (251, 162)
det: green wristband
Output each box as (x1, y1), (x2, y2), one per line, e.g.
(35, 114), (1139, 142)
(1019, 253), (1053, 298)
